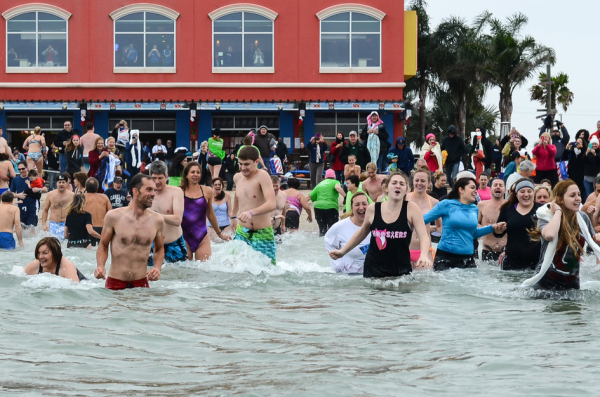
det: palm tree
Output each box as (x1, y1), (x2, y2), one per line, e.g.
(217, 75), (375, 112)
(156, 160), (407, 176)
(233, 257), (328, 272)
(530, 72), (574, 113)
(477, 12), (556, 132)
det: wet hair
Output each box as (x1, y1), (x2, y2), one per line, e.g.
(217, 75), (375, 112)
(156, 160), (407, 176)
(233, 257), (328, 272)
(384, 171), (410, 189)
(287, 177), (300, 189)
(35, 237), (62, 266)
(129, 173), (153, 195)
(85, 122), (94, 131)
(366, 162), (377, 172)
(169, 152), (188, 178)
(447, 177), (477, 201)
(501, 177), (534, 210)
(359, 172), (368, 182)
(212, 177), (226, 201)
(149, 160), (168, 177)
(413, 166), (431, 182)
(345, 174), (359, 187)
(180, 161), (202, 191)
(270, 175), (280, 184)
(1, 190), (14, 202)
(489, 177), (505, 187)
(530, 179), (583, 261)
(85, 177), (99, 193)
(65, 193), (86, 215)
(238, 145), (259, 161)
(73, 172), (87, 188)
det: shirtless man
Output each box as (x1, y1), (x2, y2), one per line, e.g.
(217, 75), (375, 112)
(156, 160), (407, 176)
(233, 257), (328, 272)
(343, 154), (361, 179)
(84, 178), (112, 246)
(408, 169), (441, 266)
(0, 191), (23, 249)
(269, 175), (287, 236)
(478, 178), (507, 262)
(94, 174), (164, 290)
(361, 162), (387, 202)
(0, 153), (16, 194)
(42, 174), (74, 238)
(147, 161), (187, 266)
(0, 127), (15, 161)
(232, 146), (277, 264)
(79, 122), (102, 171)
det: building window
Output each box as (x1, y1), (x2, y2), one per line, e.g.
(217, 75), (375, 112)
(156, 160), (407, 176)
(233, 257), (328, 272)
(317, 4), (385, 74)
(212, 114), (279, 151)
(5, 11), (68, 72)
(111, 5), (178, 73)
(211, 8), (276, 73)
(6, 113), (67, 145)
(314, 112), (370, 140)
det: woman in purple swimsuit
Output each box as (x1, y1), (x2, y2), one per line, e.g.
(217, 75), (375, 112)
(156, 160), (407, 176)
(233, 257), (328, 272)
(180, 161), (230, 261)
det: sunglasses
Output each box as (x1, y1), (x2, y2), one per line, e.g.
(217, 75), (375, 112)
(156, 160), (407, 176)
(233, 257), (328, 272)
(18, 168), (26, 171)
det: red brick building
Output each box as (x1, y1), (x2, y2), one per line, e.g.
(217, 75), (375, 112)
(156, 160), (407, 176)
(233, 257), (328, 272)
(0, 0), (416, 152)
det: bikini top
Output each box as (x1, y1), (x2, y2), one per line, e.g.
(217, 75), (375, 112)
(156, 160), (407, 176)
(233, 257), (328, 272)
(409, 192), (433, 209)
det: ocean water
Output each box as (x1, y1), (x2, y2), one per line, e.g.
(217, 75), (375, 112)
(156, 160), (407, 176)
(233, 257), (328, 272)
(2, 230), (600, 396)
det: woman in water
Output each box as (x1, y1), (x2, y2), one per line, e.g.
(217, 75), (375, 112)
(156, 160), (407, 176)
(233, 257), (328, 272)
(423, 175), (506, 270)
(408, 167), (441, 268)
(64, 194), (101, 249)
(65, 135), (83, 180)
(309, 169), (346, 236)
(207, 177), (234, 240)
(180, 161), (230, 261)
(494, 179), (541, 270)
(534, 185), (551, 205)
(525, 180), (600, 290)
(329, 172), (432, 278)
(284, 177), (312, 231)
(207, 128), (225, 180)
(23, 126), (46, 172)
(431, 170), (448, 200)
(24, 237), (86, 282)
(325, 192), (370, 273)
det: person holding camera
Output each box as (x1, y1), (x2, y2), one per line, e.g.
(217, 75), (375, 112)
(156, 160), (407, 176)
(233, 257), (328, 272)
(125, 131), (142, 180)
(532, 132), (558, 187)
(540, 120), (570, 162)
(111, 120), (130, 151)
(306, 134), (328, 188)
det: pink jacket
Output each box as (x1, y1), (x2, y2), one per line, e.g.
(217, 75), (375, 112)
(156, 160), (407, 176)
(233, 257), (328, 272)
(532, 144), (557, 171)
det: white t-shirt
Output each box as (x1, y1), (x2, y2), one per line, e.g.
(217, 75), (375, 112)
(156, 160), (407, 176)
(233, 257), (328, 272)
(152, 145), (167, 154)
(505, 172), (523, 199)
(324, 217), (370, 273)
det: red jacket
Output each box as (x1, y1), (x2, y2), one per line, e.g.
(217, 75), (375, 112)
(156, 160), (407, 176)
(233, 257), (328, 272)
(423, 151), (439, 172)
(329, 141), (346, 171)
(532, 144), (557, 171)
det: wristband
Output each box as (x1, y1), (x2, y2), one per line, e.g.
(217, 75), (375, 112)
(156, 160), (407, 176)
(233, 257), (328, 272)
(249, 210), (254, 217)
(230, 216), (237, 219)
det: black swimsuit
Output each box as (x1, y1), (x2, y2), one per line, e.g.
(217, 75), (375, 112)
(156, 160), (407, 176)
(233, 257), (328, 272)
(38, 260), (87, 281)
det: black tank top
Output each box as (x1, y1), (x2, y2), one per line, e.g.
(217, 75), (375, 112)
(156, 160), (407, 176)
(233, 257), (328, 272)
(39, 260), (87, 281)
(364, 201), (412, 278)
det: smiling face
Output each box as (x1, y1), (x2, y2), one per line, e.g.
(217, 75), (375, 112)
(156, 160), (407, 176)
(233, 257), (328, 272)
(535, 188), (550, 205)
(459, 180), (478, 204)
(36, 245), (55, 268)
(490, 179), (505, 199)
(435, 175), (447, 187)
(558, 184), (581, 213)
(513, 138), (521, 148)
(238, 158), (258, 177)
(517, 187), (534, 207)
(72, 137), (80, 147)
(186, 165), (202, 185)
(349, 135), (357, 144)
(412, 171), (429, 193)
(213, 179), (223, 194)
(351, 195), (369, 223)
(135, 178), (156, 209)
(272, 181), (279, 195)
(96, 140), (104, 151)
(151, 173), (167, 192)
(367, 168), (377, 179)
(337, 132), (343, 141)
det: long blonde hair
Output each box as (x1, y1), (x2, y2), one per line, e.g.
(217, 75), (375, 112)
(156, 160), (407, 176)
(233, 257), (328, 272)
(529, 179), (583, 261)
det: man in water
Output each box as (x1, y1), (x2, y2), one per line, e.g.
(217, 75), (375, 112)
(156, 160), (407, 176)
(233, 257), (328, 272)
(147, 161), (187, 266)
(478, 178), (507, 261)
(361, 162), (386, 202)
(0, 191), (24, 249)
(42, 174), (74, 238)
(79, 122), (102, 171)
(104, 176), (129, 208)
(84, 178), (112, 246)
(232, 146), (277, 264)
(95, 174), (164, 290)
(269, 175), (287, 236)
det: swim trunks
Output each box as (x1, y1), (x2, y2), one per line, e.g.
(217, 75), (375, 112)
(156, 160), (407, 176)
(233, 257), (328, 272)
(234, 225), (276, 265)
(90, 226), (102, 247)
(28, 152), (43, 162)
(147, 234), (188, 267)
(49, 221), (65, 239)
(481, 249), (501, 262)
(433, 248), (475, 271)
(285, 211), (300, 230)
(274, 224), (282, 236)
(105, 276), (149, 290)
(67, 239), (91, 249)
(0, 232), (15, 250)
(0, 188), (7, 195)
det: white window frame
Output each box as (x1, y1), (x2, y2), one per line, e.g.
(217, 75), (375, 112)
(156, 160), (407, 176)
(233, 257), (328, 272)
(317, 4), (385, 74)
(3, 5), (71, 74)
(209, 4), (277, 74)
(314, 111), (370, 140)
(110, 4), (179, 74)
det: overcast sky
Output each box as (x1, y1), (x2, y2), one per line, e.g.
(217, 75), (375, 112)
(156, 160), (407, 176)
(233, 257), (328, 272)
(420, 0), (597, 145)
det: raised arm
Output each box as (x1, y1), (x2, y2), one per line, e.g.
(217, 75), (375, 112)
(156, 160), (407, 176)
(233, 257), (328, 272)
(329, 204), (373, 259)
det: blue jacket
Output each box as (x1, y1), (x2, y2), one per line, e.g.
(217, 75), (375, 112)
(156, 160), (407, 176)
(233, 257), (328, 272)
(503, 161), (517, 182)
(306, 141), (328, 164)
(423, 199), (493, 255)
(388, 138), (414, 174)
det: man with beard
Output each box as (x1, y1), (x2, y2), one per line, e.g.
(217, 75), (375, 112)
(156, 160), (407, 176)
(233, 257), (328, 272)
(478, 178), (507, 262)
(94, 174), (164, 290)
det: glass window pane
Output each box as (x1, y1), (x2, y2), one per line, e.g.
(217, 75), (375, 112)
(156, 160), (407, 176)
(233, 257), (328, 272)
(315, 124), (336, 138)
(244, 13), (272, 32)
(29, 117), (52, 129)
(214, 13), (242, 33)
(146, 34), (174, 67)
(258, 116), (279, 128)
(321, 13), (350, 33)
(6, 117), (28, 129)
(7, 34), (36, 67)
(7, 13), (36, 32)
(321, 34), (349, 67)
(336, 112), (360, 123)
(154, 119), (176, 131)
(235, 117), (256, 129)
(214, 34), (242, 67)
(39, 34), (66, 67)
(244, 34), (272, 67)
(115, 13), (144, 32)
(38, 12), (66, 32)
(212, 117), (234, 129)
(145, 13), (174, 33)
(131, 120), (153, 131)
(351, 13), (379, 33)
(314, 113), (335, 123)
(115, 34), (143, 67)
(351, 34), (380, 67)
(337, 124), (360, 136)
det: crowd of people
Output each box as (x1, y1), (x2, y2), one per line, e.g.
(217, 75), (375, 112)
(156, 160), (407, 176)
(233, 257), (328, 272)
(1, 113), (600, 293)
